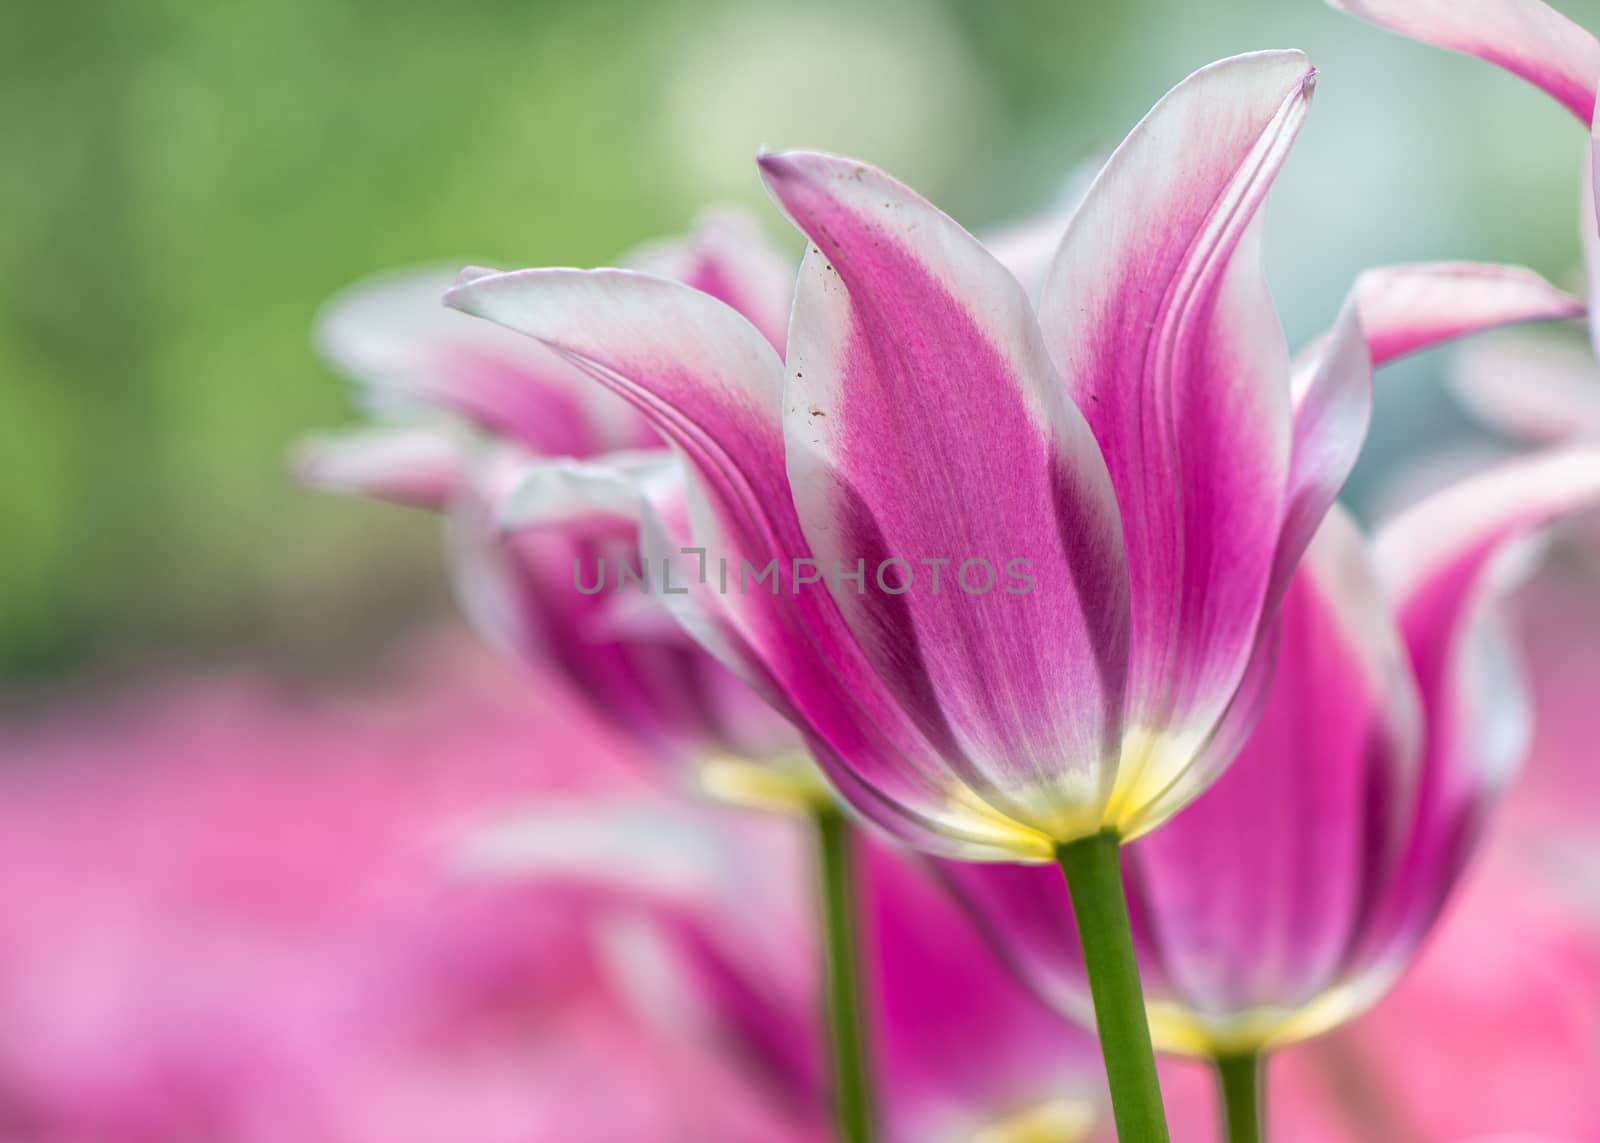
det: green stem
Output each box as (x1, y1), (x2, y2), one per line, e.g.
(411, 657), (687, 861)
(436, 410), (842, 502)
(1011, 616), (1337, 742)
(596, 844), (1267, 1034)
(1055, 831), (1170, 1142)
(813, 805), (874, 1142)
(1214, 1051), (1264, 1143)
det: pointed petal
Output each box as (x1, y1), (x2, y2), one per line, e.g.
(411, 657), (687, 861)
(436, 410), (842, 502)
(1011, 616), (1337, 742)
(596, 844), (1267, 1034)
(1368, 448), (1600, 957)
(1039, 50), (1313, 818)
(1328, 0), (1600, 123)
(759, 149), (1130, 838)
(1347, 262), (1584, 368)
(293, 425), (469, 510)
(1277, 261), (1582, 611)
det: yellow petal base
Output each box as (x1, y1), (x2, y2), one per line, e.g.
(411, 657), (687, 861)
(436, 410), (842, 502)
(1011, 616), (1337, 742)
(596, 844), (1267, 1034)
(1146, 978), (1377, 1058)
(699, 751), (834, 815)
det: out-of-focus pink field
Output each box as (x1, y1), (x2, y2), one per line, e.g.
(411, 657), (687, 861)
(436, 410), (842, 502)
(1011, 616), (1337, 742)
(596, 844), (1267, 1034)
(2, 569), (1599, 1141)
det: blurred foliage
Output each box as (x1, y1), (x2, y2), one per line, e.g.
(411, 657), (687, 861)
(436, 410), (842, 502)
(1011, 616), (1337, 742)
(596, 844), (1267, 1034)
(4, 0), (1600, 685)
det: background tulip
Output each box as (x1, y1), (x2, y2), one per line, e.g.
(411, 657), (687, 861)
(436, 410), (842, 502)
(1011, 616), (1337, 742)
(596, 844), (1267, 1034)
(297, 214), (810, 794)
(942, 448), (1600, 1140)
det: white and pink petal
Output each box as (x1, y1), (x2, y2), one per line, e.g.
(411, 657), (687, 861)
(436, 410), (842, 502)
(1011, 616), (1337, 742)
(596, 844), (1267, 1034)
(1039, 50), (1314, 824)
(761, 149), (1131, 840)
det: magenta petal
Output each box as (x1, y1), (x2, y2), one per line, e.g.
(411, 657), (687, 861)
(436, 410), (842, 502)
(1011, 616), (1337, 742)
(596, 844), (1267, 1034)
(759, 150), (1130, 836)
(866, 846), (1102, 1141)
(1277, 261), (1582, 609)
(1367, 448), (1600, 958)
(1130, 510), (1421, 1035)
(1329, 0), (1600, 123)
(1349, 262), (1584, 367)
(1039, 51), (1312, 820)
(443, 268), (797, 663)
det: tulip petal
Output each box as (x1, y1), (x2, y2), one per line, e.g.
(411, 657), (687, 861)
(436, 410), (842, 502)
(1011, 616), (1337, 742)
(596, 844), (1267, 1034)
(1130, 509), (1421, 1044)
(1277, 262), (1583, 609)
(1328, 0), (1600, 123)
(1347, 262), (1585, 368)
(867, 846), (1102, 1141)
(1369, 448), (1600, 957)
(760, 149), (1130, 838)
(1039, 50), (1312, 822)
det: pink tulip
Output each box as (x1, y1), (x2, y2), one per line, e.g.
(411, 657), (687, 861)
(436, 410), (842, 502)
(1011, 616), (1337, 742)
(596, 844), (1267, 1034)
(297, 213), (807, 786)
(937, 449), (1600, 1070)
(452, 50), (1579, 860)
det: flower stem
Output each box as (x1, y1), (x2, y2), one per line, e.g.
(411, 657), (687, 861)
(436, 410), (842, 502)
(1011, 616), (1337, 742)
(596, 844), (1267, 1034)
(813, 804), (874, 1142)
(1055, 830), (1170, 1141)
(1214, 1051), (1264, 1143)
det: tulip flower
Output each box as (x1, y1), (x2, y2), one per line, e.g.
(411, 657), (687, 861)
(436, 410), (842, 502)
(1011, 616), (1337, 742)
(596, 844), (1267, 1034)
(939, 447), (1600, 1141)
(298, 212), (811, 797)
(457, 46), (1578, 1134)
(460, 49), (1582, 866)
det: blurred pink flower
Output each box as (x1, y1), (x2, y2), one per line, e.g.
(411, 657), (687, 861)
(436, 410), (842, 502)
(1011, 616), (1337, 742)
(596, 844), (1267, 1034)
(1147, 857), (1600, 1142)
(0, 642), (813, 1142)
(298, 213), (806, 787)
(0, 635), (1125, 1141)
(467, 791), (1112, 1142)
(458, 50), (1581, 863)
